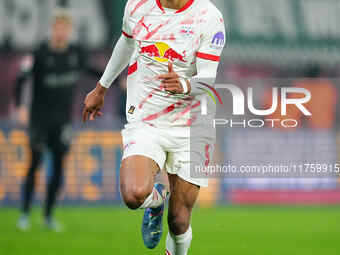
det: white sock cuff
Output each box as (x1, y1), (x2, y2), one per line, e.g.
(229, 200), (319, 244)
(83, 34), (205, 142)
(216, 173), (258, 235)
(171, 226), (192, 243)
(138, 187), (163, 209)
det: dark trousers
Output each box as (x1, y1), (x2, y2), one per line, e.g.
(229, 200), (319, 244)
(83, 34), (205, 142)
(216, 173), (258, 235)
(22, 124), (71, 218)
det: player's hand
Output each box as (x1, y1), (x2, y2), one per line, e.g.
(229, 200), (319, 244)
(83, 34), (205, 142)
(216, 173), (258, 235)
(17, 106), (29, 126)
(82, 82), (106, 123)
(157, 62), (191, 94)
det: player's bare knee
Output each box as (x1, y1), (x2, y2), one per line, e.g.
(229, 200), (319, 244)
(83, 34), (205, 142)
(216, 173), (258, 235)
(121, 184), (150, 210)
(121, 191), (141, 210)
(122, 197), (141, 210)
(120, 185), (140, 210)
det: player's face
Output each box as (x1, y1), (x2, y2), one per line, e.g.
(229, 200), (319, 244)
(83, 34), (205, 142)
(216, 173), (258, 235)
(51, 20), (72, 45)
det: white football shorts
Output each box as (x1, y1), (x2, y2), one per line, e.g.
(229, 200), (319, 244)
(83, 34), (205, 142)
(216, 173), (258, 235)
(121, 123), (214, 187)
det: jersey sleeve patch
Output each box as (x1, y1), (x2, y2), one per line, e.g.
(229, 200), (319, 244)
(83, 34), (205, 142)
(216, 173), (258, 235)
(210, 31), (225, 50)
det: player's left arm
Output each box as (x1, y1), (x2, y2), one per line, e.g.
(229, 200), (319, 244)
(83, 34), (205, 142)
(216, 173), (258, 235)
(159, 13), (226, 95)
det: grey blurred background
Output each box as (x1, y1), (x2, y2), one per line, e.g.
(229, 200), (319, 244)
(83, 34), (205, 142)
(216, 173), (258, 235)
(0, 0), (339, 206)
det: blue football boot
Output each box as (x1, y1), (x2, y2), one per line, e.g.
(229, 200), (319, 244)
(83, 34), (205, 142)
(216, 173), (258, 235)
(141, 183), (169, 249)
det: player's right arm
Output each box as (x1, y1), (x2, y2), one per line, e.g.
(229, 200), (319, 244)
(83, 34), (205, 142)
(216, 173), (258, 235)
(98, 34), (135, 88)
(13, 54), (34, 126)
(82, 2), (135, 122)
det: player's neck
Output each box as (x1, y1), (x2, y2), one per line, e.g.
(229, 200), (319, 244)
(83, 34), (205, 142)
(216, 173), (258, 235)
(49, 39), (69, 52)
(160, 0), (189, 10)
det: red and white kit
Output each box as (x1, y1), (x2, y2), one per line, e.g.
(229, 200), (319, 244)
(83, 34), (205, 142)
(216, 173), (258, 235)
(100, 0), (226, 187)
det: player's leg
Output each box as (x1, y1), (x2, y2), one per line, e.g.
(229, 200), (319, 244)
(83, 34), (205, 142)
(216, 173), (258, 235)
(120, 125), (169, 249)
(45, 145), (67, 223)
(120, 155), (161, 209)
(120, 125), (168, 210)
(17, 129), (44, 230)
(120, 155), (169, 249)
(166, 174), (199, 255)
(44, 125), (70, 230)
(22, 148), (43, 214)
(164, 136), (212, 255)
(18, 147), (43, 231)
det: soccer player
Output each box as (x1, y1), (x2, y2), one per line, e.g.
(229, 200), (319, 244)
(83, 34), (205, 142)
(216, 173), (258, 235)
(14, 10), (101, 231)
(82, 0), (225, 254)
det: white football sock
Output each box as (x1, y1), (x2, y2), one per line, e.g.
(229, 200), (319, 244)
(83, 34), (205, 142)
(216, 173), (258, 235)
(166, 226), (192, 255)
(139, 187), (164, 209)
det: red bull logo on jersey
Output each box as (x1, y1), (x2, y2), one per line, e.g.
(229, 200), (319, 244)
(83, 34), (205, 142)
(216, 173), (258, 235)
(140, 42), (187, 63)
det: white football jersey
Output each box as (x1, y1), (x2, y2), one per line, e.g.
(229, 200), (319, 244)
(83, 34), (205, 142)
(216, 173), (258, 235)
(122, 0), (226, 128)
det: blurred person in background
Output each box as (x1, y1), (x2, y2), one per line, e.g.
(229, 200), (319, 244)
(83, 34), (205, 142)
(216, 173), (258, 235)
(13, 9), (101, 231)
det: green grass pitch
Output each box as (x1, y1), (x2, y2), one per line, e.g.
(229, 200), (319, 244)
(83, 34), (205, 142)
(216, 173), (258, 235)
(1, 206), (339, 255)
